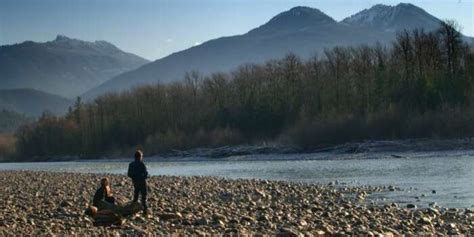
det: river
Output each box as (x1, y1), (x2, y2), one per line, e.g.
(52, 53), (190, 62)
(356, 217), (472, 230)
(1, 149), (473, 208)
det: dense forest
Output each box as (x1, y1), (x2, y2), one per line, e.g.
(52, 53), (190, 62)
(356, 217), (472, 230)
(9, 22), (474, 159)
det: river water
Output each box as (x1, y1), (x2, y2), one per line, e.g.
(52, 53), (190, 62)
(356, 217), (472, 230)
(1, 150), (473, 208)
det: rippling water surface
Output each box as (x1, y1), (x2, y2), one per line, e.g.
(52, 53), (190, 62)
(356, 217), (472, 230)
(1, 150), (473, 208)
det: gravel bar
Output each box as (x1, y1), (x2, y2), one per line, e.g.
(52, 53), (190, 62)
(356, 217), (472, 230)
(0, 171), (472, 236)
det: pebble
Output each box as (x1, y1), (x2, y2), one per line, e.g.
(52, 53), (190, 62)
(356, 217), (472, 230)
(0, 171), (471, 235)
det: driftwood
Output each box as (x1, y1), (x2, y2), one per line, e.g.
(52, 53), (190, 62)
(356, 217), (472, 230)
(93, 209), (122, 226)
(85, 202), (144, 226)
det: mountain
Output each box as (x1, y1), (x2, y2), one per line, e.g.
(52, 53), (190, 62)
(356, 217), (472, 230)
(84, 6), (392, 98)
(342, 3), (441, 32)
(0, 89), (72, 117)
(83, 4), (462, 99)
(0, 35), (149, 98)
(248, 6), (336, 34)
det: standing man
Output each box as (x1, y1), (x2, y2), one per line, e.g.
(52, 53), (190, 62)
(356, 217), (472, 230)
(128, 149), (149, 215)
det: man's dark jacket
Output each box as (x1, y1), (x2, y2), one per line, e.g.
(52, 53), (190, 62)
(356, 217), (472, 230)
(127, 160), (148, 182)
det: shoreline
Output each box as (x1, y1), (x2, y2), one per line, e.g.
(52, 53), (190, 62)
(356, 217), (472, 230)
(0, 171), (472, 235)
(5, 137), (474, 163)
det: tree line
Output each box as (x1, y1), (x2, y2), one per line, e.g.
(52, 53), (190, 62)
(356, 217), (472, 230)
(13, 21), (474, 159)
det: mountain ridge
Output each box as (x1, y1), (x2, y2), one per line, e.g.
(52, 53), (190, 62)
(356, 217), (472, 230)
(84, 5), (398, 99)
(248, 6), (337, 35)
(84, 3), (473, 99)
(342, 3), (442, 32)
(0, 35), (149, 98)
(3, 4), (469, 100)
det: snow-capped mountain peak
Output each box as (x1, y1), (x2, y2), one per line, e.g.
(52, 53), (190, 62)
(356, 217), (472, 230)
(342, 3), (441, 32)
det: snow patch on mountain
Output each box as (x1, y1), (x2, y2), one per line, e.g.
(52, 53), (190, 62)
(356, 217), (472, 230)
(342, 3), (441, 32)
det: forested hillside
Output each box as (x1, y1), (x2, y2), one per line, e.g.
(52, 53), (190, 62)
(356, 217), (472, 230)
(13, 22), (474, 159)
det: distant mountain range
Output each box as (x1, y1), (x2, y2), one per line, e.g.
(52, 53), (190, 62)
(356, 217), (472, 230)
(0, 89), (72, 117)
(83, 3), (472, 99)
(0, 35), (149, 98)
(0, 3), (472, 104)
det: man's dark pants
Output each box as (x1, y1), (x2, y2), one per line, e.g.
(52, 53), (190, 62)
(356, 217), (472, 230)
(132, 180), (147, 211)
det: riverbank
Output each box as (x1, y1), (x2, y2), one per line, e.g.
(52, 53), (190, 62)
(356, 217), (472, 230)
(0, 171), (472, 235)
(5, 137), (474, 163)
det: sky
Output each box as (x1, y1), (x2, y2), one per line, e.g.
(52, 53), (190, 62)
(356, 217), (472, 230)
(0, 0), (473, 61)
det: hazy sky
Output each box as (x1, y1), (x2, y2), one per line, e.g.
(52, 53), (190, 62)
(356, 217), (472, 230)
(1, 0), (472, 60)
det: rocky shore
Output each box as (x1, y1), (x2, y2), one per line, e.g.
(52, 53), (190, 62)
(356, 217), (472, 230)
(0, 171), (472, 236)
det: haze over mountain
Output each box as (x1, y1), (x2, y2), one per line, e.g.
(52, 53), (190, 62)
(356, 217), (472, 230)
(0, 35), (149, 98)
(0, 109), (33, 133)
(84, 3), (465, 99)
(0, 89), (72, 117)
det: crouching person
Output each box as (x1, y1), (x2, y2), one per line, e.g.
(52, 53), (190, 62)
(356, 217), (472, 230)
(84, 177), (123, 226)
(93, 177), (116, 211)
